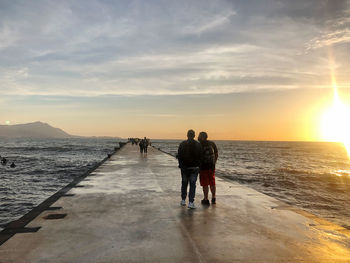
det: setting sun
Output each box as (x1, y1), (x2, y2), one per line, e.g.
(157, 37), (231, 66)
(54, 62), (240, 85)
(321, 86), (350, 157)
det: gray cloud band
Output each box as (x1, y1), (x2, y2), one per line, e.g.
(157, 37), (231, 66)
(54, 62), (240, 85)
(0, 0), (349, 96)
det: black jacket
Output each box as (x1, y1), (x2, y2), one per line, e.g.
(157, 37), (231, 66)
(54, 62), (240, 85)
(177, 139), (202, 169)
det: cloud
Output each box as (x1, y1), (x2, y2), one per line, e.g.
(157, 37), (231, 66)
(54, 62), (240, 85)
(0, 0), (349, 97)
(306, 28), (350, 50)
(0, 25), (19, 49)
(182, 10), (236, 35)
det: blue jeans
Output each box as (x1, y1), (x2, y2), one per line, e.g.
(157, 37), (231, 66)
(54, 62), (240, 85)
(181, 168), (199, 203)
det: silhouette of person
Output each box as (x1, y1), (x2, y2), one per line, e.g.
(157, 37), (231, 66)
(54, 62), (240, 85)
(177, 130), (202, 209)
(198, 132), (218, 205)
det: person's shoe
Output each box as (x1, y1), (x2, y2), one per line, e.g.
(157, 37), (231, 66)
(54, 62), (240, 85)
(211, 198), (216, 204)
(188, 202), (196, 209)
(201, 199), (210, 206)
(180, 200), (186, 206)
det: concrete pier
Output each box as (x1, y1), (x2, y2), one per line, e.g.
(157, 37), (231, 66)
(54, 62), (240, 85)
(1, 143), (350, 262)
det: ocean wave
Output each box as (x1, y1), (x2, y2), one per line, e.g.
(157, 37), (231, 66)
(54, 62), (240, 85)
(331, 170), (350, 176)
(277, 167), (314, 175)
(266, 146), (291, 149)
(25, 169), (46, 175)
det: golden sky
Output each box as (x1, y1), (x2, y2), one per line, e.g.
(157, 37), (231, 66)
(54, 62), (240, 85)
(2, 88), (350, 140)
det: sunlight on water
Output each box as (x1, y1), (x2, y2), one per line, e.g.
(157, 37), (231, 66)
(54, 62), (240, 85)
(332, 170), (350, 177)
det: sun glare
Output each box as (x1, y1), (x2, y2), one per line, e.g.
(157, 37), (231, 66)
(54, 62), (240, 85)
(321, 85), (350, 158)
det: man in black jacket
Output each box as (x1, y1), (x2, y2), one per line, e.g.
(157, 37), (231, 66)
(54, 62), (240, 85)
(177, 129), (202, 209)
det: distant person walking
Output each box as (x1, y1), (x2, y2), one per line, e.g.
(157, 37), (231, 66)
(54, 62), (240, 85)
(139, 139), (145, 153)
(198, 132), (218, 205)
(177, 130), (202, 209)
(143, 137), (149, 153)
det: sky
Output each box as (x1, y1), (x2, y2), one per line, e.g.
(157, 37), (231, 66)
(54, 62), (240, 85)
(0, 0), (349, 139)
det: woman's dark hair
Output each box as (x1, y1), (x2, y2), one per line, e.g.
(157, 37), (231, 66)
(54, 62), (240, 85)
(198, 131), (208, 141)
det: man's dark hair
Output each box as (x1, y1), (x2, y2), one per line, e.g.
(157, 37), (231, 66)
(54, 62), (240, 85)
(187, 129), (195, 139)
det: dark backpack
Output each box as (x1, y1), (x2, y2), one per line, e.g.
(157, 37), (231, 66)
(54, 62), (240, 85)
(202, 143), (215, 165)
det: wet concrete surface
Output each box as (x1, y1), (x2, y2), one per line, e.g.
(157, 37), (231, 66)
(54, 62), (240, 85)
(1, 144), (350, 262)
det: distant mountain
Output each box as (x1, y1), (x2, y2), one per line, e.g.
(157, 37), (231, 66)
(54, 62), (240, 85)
(0, 122), (73, 138)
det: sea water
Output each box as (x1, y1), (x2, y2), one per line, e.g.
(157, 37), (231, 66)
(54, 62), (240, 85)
(152, 140), (350, 229)
(1, 139), (350, 231)
(0, 137), (120, 230)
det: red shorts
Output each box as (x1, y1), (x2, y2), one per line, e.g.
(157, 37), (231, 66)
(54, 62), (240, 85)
(200, 170), (215, 186)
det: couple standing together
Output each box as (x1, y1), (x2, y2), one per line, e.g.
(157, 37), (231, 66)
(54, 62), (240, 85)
(177, 129), (218, 209)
